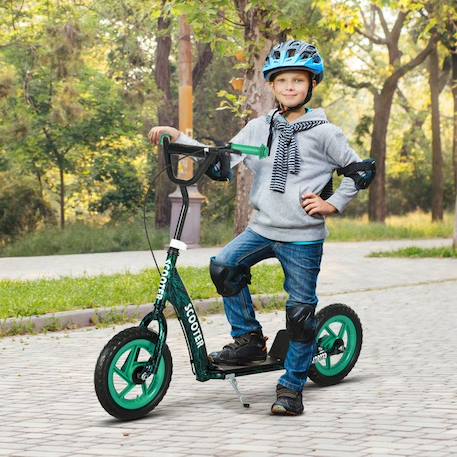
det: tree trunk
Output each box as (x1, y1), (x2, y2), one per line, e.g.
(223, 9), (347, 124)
(429, 42), (444, 221)
(368, 81), (397, 222)
(452, 50), (457, 250)
(192, 43), (213, 91)
(154, 8), (177, 229)
(154, 7), (213, 229)
(234, 42), (275, 234)
(233, 3), (280, 234)
(452, 51), (457, 197)
(454, 196), (457, 250)
(58, 162), (65, 229)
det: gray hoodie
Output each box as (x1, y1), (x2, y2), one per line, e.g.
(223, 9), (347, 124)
(176, 108), (361, 242)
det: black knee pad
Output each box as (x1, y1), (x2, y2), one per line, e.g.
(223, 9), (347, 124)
(209, 257), (252, 297)
(286, 304), (316, 343)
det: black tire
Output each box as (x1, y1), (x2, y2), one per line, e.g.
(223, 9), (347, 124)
(308, 303), (362, 386)
(94, 326), (172, 421)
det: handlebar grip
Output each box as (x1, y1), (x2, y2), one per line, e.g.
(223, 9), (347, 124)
(160, 134), (172, 145)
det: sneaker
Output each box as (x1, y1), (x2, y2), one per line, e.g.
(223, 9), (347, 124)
(208, 332), (267, 365)
(271, 384), (304, 416)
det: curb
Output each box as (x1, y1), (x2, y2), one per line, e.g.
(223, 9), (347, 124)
(0, 293), (287, 337)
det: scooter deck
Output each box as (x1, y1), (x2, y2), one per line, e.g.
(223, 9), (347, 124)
(208, 355), (284, 377)
(207, 329), (289, 377)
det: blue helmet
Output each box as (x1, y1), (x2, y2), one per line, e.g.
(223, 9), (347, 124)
(263, 40), (324, 84)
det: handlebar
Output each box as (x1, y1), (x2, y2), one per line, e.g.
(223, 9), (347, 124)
(161, 135), (219, 186)
(160, 134), (269, 186)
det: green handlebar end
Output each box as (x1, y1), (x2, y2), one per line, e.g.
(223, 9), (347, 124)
(160, 134), (172, 145)
(230, 143), (269, 159)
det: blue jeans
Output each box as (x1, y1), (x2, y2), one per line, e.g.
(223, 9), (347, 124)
(213, 227), (323, 392)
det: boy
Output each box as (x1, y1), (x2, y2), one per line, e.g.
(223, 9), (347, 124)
(149, 40), (372, 415)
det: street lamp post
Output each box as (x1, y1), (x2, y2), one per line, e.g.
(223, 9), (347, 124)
(169, 15), (205, 247)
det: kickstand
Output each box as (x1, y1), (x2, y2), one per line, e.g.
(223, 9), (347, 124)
(226, 374), (250, 408)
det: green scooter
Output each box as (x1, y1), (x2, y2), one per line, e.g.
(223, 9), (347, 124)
(94, 135), (363, 421)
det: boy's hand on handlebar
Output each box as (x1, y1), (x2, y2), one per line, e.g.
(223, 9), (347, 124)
(148, 126), (180, 145)
(301, 193), (338, 217)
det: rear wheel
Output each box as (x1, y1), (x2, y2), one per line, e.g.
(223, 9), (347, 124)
(308, 303), (362, 386)
(94, 326), (172, 420)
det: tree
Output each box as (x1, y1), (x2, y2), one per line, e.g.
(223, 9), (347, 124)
(348, 2), (439, 221)
(447, 20), (457, 248)
(153, 1), (179, 228)
(0, 1), (150, 228)
(429, 41), (444, 220)
(231, 1), (281, 234)
(180, 0), (333, 232)
(435, 10), (457, 247)
(152, 3), (213, 228)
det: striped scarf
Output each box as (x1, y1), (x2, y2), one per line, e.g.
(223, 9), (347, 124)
(269, 117), (328, 193)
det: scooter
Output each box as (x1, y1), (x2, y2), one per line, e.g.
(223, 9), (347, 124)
(94, 135), (363, 421)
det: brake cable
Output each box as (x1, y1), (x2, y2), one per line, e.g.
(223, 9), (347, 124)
(142, 150), (210, 277)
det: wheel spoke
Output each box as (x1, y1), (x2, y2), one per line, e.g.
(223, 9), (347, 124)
(323, 325), (337, 338)
(123, 346), (140, 374)
(114, 366), (130, 383)
(338, 322), (346, 338)
(120, 382), (135, 399)
(325, 354), (331, 369)
(141, 383), (147, 396)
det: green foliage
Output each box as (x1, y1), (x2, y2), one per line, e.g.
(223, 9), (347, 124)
(216, 90), (249, 120)
(201, 219), (235, 247)
(0, 0), (157, 228)
(0, 0), (455, 242)
(0, 219), (168, 257)
(0, 214), (234, 256)
(0, 173), (54, 244)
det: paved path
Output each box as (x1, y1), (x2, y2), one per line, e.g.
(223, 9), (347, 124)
(1, 239), (456, 301)
(1, 240), (457, 456)
(1, 280), (457, 456)
(0, 238), (452, 281)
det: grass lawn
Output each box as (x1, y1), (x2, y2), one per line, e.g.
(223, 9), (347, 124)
(326, 211), (454, 241)
(0, 264), (285, 320)
(369, 246), (457, 258)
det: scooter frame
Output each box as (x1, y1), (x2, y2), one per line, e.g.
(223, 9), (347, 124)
(136, 139), (331, 388)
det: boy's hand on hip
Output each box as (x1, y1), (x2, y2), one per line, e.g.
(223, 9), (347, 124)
(301, 193), (338, 217)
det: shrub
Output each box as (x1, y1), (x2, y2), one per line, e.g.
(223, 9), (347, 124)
(0, 173), (54, 244)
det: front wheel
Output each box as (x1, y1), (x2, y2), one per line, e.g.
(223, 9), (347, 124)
(94, 326), (172, 421)
(308, 303), (362, 386)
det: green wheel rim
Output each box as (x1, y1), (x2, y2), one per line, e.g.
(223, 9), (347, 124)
(108, 338), (166, 410)
(315, 315), (358, 377)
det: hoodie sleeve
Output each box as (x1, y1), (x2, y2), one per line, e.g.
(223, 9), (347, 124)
(227, 120), (255, 168)
(323, 126), (361, 214)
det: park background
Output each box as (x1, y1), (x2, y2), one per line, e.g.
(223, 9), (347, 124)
(1, 0), (456, 258)
(1, 4), (457, 455)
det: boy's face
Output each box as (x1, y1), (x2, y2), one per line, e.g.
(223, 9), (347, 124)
(269, 70), (316, 109)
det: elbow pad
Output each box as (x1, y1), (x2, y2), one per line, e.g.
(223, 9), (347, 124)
(205, 151), (233, 182)
(337, 159), (376, 190)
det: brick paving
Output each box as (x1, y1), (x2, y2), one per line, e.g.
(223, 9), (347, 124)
(1, 273), (457, 456)
(2, 239), (457, 456)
